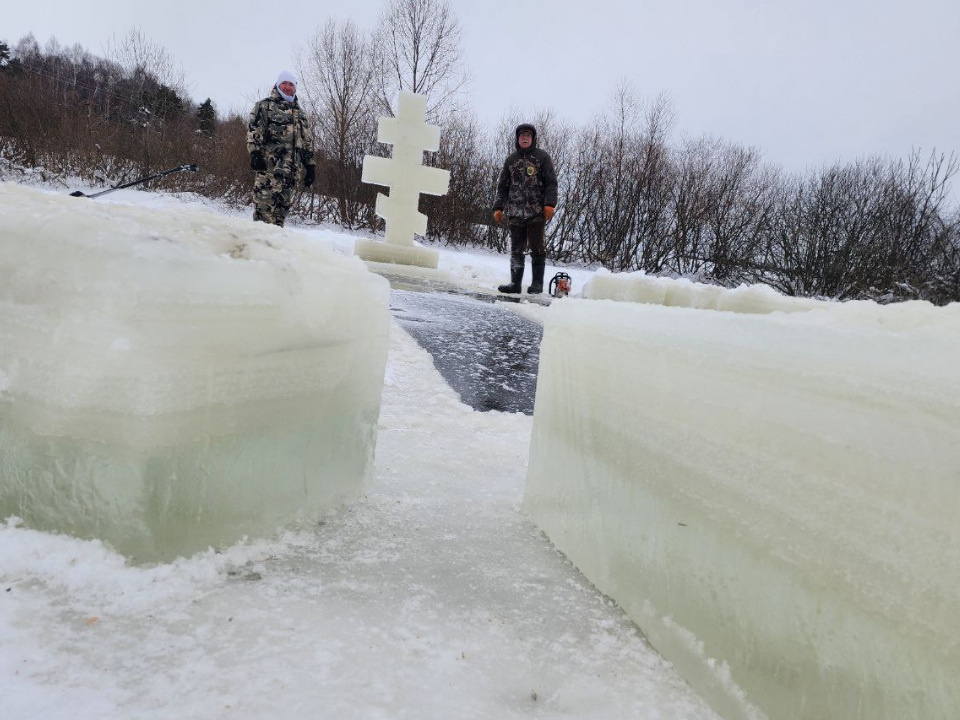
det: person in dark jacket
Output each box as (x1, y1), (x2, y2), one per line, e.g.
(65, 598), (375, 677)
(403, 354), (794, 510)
(493, 124), (558, 294)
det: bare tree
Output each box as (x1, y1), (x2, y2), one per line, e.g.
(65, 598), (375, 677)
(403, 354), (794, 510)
(104, 28), (186, 97)
(870, 150), (959, 295)
(629, 92), (677, 273)
(700, 142), (775, 281)
(563, 84), (676, 272)
(667, 137), (716, 276)
(372, 0), (470, 120)
(426, 110), (494, 244)
(297, 20), (379, 227)
(588, 83), (645, 269)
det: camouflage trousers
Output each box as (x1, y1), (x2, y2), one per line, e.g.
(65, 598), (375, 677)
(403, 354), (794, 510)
(252, 171), (296, 227)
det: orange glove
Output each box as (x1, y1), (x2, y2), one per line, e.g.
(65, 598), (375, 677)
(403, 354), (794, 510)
(544, 206), (555, 222)
(494, 210), (503, 225)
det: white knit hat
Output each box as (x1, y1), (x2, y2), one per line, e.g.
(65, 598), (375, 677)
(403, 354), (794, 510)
(276, 70), (297, 87)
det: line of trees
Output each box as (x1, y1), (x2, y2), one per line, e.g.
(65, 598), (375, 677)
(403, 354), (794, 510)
(2, 0), (958, 304)
(0, 31), (250, 202)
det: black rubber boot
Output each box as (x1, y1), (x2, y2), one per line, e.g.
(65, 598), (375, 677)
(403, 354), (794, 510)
(498, 264), (524, 294)
(527, 257), (545, 294)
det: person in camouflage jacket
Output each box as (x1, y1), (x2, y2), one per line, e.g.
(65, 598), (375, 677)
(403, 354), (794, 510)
(246, 71), (316, 227)
(493, 123), (558, 294)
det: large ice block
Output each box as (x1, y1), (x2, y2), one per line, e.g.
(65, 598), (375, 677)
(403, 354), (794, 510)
(0, 183), (391, 562)
(356, 92), (450, 269)
(583, 271), (829, 314)
(524, 297), (960, 720)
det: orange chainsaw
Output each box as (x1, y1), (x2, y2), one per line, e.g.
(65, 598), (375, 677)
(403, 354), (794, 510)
(549, 272), (571, 298)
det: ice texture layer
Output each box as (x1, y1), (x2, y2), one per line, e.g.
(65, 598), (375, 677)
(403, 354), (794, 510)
(523, 297), (960, 720)
(0, 183), (391, 562)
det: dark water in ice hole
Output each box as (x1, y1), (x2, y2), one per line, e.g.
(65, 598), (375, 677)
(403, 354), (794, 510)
(382, 273), (546, 415)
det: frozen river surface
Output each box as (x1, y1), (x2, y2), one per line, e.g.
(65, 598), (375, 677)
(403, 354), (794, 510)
(390, 289), (543, 414)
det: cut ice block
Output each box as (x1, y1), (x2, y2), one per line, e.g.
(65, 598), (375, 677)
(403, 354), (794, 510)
(583, 271), (669, 305)
(524, 297), (960, 720)
(583, 272), (829, 314)
(0, 183), (391, 562)
(356, 92), (450, 270)
(662, 277), (723, 309)
(716, 283), (829, 314)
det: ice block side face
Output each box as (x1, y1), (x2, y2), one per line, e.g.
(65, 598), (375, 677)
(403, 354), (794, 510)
(0, 183), (391, 562)
(524, 298), (960, 720)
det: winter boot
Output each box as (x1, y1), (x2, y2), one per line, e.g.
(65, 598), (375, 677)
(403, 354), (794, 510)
(498, 263), (524, 294)
(527, 257), (546, 294)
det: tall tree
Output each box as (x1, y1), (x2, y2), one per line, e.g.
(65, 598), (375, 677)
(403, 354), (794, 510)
(196, 98), (216, 136)
(372, 0), (470, 120)
(297, 20), (378, 227)
(105, 28), (185, 93)
(142, 83), (184, 121)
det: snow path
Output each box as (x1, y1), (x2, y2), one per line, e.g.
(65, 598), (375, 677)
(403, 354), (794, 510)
(0, 322), (720, 720)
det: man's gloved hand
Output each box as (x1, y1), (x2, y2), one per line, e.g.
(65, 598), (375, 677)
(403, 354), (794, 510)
(544, 206), (555, 222)
(493, 210), (503, 225)
(250, 151), (267, 172)
(304, 165), (316, 188)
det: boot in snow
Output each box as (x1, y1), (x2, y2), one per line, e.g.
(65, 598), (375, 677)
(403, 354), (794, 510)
(498, 263), (524, 294)
(527, 257), (545, 294)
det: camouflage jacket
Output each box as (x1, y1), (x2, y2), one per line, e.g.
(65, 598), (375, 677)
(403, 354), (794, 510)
(494, 124), (558, 222)
(246, 88), (316, 177)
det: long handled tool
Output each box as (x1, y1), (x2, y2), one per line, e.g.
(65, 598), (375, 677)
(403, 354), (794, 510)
(70, 164), (198, 199)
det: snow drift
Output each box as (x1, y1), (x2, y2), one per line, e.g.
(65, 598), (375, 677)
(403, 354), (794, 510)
(0, 183), (391, 562)
(524, 293), (960, 720)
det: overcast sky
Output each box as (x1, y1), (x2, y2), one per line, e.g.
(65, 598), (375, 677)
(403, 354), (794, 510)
(4, 0), (959, 180)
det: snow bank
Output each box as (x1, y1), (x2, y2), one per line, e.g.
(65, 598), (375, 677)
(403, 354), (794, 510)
(0, 183), (390, 563)
(583, 271), (829, 313)
(524, 297), (960, 720)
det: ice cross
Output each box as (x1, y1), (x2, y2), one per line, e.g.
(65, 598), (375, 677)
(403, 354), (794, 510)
(355, 92), (450, 269)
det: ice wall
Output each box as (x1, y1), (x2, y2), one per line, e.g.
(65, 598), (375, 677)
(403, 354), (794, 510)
(0, 183), (391, 562)
(583, 271), (830, 314)
(524, 297), (960, 720)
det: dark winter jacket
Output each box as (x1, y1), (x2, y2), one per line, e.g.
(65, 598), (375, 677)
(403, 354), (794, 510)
(494, 124), (558, 223)
(247, 87), (316, 179)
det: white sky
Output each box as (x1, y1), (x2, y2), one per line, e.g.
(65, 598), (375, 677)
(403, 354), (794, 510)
(4, 0), (960, 178)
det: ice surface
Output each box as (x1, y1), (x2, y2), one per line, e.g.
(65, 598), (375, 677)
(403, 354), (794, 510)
(390, 290), (543, 414)
(583, 271), (829, 313)
(356, 92), (450, 269)
(0, 183), (391, 562)
(524, 297), (960, 720)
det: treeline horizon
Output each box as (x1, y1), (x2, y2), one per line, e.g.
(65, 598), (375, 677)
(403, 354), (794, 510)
(2, 0), (959, 305)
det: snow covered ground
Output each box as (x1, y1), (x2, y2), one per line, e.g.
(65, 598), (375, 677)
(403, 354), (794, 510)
(42, 184), (599, 297)
(0, 187), (720, 719)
